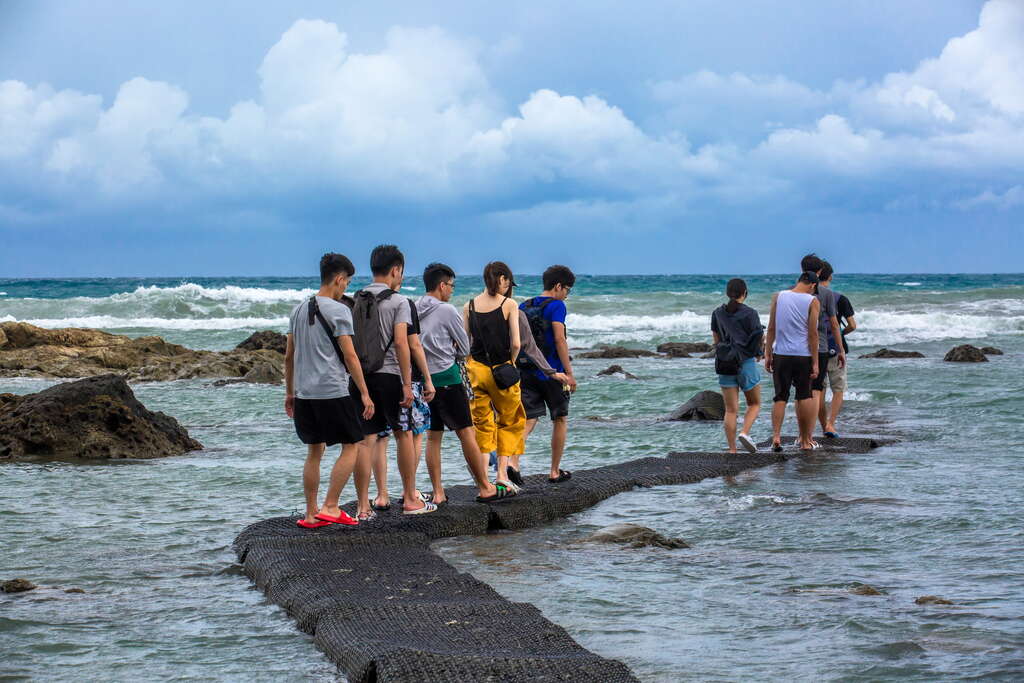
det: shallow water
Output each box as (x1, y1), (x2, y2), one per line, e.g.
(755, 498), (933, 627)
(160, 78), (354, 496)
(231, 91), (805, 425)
(2, 275), (1023, 680)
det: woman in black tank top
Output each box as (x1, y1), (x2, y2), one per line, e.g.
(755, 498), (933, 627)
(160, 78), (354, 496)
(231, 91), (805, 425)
(463, 261), (525, 492)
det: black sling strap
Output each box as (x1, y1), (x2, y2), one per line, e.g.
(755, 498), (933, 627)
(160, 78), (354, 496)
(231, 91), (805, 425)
(307, 296), (348, 371)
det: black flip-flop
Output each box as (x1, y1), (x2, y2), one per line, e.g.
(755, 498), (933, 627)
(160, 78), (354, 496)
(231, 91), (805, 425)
(371, 499), (391, 511)
(507, 467), (525, 487)
(476, 485), (517, 503)
(548, 469), (572, 483)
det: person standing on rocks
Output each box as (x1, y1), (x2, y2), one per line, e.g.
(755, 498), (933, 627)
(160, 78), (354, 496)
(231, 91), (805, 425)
(516, 265), (577, 485)
(711, 278), (764, 454)
(351, 245), (437, 516)
(816, 262), (856, 438)
(800, 254), (846, 440)
(285, 253), (375, 528)
(416, 263), (514, 503)
(764, 271), (821, 451)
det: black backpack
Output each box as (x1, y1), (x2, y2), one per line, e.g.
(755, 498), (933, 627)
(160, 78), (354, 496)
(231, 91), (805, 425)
(352, 288), (396, 375)
(712, 306), (743, 375)
(516, 297), (555, 369)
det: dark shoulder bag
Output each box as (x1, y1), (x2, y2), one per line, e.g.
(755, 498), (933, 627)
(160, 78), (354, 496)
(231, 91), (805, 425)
(469, 299), (520, 390)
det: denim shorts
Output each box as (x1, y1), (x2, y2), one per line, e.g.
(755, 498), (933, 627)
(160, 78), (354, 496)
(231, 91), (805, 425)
(718, 357), (761, 392)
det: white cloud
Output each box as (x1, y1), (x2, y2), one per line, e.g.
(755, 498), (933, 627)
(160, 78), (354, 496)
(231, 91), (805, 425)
(954, 185), (1024, 210)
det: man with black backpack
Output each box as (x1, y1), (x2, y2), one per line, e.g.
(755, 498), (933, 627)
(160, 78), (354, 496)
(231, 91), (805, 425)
(350, 245), (437, 515)
(516, 265), (577, 484)
(284, 253), (375, 528)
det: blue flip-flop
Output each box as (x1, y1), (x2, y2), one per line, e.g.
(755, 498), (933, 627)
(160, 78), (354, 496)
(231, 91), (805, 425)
(824, 431), (838, 439)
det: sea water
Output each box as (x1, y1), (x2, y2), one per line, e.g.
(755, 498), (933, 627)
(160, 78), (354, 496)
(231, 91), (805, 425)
(1, 275), (1022, 681)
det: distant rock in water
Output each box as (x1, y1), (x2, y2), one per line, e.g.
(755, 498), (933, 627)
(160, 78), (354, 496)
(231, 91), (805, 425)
(657, 342), (712, 355)
(213, 361), (284, 387)
(579, 346), (658, 359)
(235, 330), (287, 354)
(914, 595), (953, 605)
(661, 390), (725, 421)
(596, 364), (639, 380)
(943, 344), (988, 363)
(850, 584), (883, 596)
(980, 346), (1003, 355)
(0, 322), (284, 381)
(0, 374), (203, 461)
(2, 578), (36, 593)
(859, 348), (925, 359)
(586, 523), (689, 549)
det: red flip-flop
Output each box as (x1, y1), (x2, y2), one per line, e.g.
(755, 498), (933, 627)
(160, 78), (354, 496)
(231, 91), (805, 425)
(314, 510), (358, 526)
(296, 519), (331, 529)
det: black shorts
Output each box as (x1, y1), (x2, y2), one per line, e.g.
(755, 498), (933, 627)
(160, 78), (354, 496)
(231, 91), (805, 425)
(429, 384), (473, 432)
(811, 352), (831, 391)
(772, 355), (813, 403)
(521, 373), (570, 420)
(350, 373), (406, 436)
(293, 396), (364, 446)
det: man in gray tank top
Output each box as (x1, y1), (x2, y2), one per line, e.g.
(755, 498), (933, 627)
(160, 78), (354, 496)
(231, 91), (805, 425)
(765, 271), (821, 451)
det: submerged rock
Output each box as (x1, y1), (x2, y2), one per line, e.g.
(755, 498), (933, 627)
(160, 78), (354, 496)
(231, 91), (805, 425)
(64, 587), (86, 594)
(0, 374), (203, 461)
(0, 322), (284, 381)
(661, 390), (725, 421)
(596, 364), (639, 380)
(850, 584), (883, 596)
(980, 346), (1003, 355)
(943, 344), (988, 363)
(657, 342), (712, 355)
(578, 346), (659, 359)
(235, 330), (287, 354)
(587, 523), (689, 549)
(213, 361), (284, 387)
(914, 595), (953, 605)
(2, 579), (37, 593)
(859, 348), (925, 359)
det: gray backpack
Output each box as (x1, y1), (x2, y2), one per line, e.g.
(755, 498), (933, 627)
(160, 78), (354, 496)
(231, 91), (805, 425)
(352, 288), (396, 375)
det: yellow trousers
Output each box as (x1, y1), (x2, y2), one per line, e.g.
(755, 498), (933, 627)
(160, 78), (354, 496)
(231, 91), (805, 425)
(466, 358), (526, 457)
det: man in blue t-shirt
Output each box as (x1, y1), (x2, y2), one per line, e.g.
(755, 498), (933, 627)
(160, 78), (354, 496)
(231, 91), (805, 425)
(516, 265), (577, 484)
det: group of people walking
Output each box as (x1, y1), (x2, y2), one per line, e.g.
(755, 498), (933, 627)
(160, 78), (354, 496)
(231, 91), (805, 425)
(711, 253), (857, 454)
(284, 246), (577, 528)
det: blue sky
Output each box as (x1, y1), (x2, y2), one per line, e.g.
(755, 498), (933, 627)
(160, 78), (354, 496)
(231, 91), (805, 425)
(1, 0), (1021, 276)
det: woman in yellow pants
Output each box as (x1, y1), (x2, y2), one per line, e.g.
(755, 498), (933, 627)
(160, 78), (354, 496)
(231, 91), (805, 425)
(463, 261), (525, 490)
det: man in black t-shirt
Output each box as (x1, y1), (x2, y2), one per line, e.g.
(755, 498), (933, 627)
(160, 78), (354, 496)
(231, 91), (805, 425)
(819, 277), (857, 437)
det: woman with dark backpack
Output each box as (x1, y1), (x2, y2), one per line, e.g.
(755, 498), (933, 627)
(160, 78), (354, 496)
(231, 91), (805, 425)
(711, 278), (764, 454)
(463, 261), (524, 492)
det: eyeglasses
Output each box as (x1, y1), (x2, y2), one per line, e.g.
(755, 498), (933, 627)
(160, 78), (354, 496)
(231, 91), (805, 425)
(443, 280), (455, 289)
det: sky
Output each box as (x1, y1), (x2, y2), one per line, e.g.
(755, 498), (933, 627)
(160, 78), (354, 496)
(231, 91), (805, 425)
(1, 0), (1021, 276)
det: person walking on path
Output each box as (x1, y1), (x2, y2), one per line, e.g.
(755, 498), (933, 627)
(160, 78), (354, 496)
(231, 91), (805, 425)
(463, 261), (524, 491)
(711, 278), (764, 454)
(816, 263), (857, 438)
(284, 253), (375, 528)
(800, 254), (846, 438)
(765, 271), (821, 451)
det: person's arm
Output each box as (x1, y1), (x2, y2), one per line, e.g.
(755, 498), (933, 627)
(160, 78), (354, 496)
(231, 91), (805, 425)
(712, 331), (721, 345)
(448, 306), (472, 358)
(505, 299), (521, 364)
(807, 298), (820, 378)
(393, 323), (413, 407)
(408, 332), (435, 402)
(284, 333), (296, 417)
(829, 314), (845, 368)
(844, 316), (857, 334)
(462, 301), (472, 339)
(551, 321), (575, 391)
(764, 293), (779, 372)
(340, 335), (374, 419)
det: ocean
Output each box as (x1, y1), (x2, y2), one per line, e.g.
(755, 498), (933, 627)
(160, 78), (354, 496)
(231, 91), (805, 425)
(2, 274), (1022, 681)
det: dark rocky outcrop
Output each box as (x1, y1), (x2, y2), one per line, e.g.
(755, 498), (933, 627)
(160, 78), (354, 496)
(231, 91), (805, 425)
(0, 374), (202, 461)
(859, 348), (925, 359)
(943, 344), (988, 363)
(657, 342), (712, 355)
(579, 346), (658, 359)
(850, 584), (883, 596)
(661, 390), (725, 421)
(980, 346), (1003, 355)
(0, 322), (284, 381)
(235, 330), (287, 354)
(2, 579), (37, 593)
(596, 365), (639, 380)
(915, 595), (953, 605)
(212, 362), (284, 387)
(586, 523), (689, 549)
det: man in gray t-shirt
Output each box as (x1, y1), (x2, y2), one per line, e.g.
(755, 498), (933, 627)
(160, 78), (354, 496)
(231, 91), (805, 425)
(288, 296), (353, 399)
(360, 281), (413, 376)
(816, 286), (837, 354)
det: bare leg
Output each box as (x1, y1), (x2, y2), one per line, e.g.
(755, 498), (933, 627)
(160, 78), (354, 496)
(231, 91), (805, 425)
(453, 426), (496, 497)
(319, 442), (358, 517)
(354, 438), (374, 517)
(549, 416), (568, 477)
(722, 386), (740, 453)
(302, 443), (326, 523)
(827, 390), (844, 433)
(425, 430), (446, 503)
(497, 455), (511, 483)
(394, 430), (424, 511)
(771, 401), (786, 448)
(796, 397), (817, 449)
(371, 435), (389, 507)
(815, 390), (828, 434)
(741, 385), (762, 437)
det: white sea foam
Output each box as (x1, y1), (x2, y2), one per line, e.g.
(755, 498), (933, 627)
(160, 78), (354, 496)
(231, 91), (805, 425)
(401, 286), (417, 292)
(900, 282), (922, 286)
(567, 310), (708, 333)
(0, 314), (287, 331)
(108, 283), (315, 304)
(0, 291), (6, 296)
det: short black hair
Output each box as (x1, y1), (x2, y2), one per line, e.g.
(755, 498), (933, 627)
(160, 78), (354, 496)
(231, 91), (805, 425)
(542, 264), (576, 291)
(801, 253), (824, 273)
(423, 262), (455, 292)
(370, 244), (404, 276)
(320, 253), (355, 284)
(799, 270), (820, 284)
(818, 261), (834, 281)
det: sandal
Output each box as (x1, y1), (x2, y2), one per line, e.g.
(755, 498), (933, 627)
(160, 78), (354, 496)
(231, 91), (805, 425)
(371, 497), (391, 511)
(772, 441), (783, 453)
(296, 519), (331, 529)
(357, 510), (378, 522)
(402, 501), (438, 515)
(476, 485), (518, 503)
(495, 479), (521, 494)
(397, 491), (428, 506)
(507, 467), (525, 487)
(548, 469), (572, 483)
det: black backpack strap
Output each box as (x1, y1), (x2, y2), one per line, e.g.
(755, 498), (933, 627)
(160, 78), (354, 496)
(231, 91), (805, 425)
(374, 289), (396, 356)
(308, 297), (348, 371)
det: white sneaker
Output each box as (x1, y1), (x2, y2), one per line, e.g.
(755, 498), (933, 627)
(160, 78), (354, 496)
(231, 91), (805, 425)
(738, 433), (758, 454)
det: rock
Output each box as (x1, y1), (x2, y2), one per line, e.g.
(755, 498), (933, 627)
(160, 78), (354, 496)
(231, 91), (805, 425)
(64, 587), (86, 594)
(0, 374), (203, 461)
(980, 346), (1003, 355)
(943, 344), (988, 363)
(859, 348), (925, 359)
(850, 584), (883, 596)
(596, 365), (639, 380)
(657, 342), (712, 355)
(914, 595), (953, 605)
(578, 346), (658, 359)
(700, 351), (716, 359)
(2, 579), (37, 593)
(661, 390), (725, 421)
(0, 322), (284, 381)
(213, 361), (284, 387)
(586, 523), (689, 549)
(235, 330), (287, 354)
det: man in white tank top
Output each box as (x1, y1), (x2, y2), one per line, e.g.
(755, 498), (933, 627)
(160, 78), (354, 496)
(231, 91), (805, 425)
(764, 272), (821, 451)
